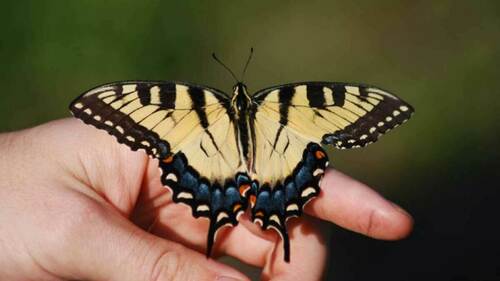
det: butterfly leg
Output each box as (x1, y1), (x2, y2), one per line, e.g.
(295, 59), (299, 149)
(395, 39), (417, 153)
(159, 153), (250, 258)
(250, 143), (329, 262)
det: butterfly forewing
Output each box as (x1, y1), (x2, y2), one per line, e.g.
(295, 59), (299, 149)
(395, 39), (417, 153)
(252, 82), (414, 150)
(70, 81), (230, 157)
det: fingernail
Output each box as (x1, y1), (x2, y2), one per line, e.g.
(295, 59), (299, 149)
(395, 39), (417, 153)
(216, 276), (244, 281)
(391, 202), (411, 217)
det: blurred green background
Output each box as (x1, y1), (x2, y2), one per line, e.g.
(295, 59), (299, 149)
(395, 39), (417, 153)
(2, 1), (499, 280)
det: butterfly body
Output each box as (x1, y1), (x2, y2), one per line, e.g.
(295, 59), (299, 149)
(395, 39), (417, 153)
(70, 79), (413, 262)
(231, 83), (254, 170)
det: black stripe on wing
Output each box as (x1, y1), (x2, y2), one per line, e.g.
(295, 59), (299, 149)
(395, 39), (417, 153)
(271, 86), (294, 152)
(188, 86), (222, 153)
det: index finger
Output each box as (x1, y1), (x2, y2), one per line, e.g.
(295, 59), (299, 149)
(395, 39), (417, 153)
(305, 169), (413, 240)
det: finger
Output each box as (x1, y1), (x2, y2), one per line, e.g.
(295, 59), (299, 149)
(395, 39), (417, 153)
(261, 217), (327, 281)
(305, 169), (413, 240)
(150, 205), (328, 280)
(142, 200), (275, 267)
(45, 191), (249, 281)
(133, 163), (275, 267)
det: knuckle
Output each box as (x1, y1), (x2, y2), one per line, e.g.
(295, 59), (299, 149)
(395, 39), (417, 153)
(362, 209), (383, 237)
(50, 195), (106, 245)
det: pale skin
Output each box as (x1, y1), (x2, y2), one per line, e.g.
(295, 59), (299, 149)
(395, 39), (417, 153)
(0, 118), (412, 281)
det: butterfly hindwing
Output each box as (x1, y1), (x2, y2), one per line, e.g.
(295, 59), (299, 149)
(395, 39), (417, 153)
(249, 142), (328, 262)
(159, 152), (250, 257)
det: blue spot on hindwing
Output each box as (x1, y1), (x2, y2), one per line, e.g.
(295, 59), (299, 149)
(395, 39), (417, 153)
(285, 180), (299, 202)
(172, 154), (186, 173)
(295, 165), (313, 188)
(194, 181), (210, 203)
(210, 186), (224, 215)
(271, 188), (286, 216)
(224, 185), (241, 209)
(180, 170), (198, 191)
(254, 188), (271, 213)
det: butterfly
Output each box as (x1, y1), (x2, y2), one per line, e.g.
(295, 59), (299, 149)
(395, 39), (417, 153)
(69, 50), (414, 262)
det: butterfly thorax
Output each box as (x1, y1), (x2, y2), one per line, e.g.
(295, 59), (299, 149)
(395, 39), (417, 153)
(231, 83), (255, 172)
(231, 82), (252, 115)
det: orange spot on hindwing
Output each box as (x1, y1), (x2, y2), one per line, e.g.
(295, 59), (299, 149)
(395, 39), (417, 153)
(162, 155), (174, 164)
(315, 150), (326, 159)
(233, 204), (242, 213)
(239, 184), (250, 196)
(249, 195), (256, 207)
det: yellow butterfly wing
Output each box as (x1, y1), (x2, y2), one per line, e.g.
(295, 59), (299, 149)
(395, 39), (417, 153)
(70, 81), (248, 257)
(248, 82), (414, 261)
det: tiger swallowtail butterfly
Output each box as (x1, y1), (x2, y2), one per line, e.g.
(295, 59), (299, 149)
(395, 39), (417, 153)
(69, 51), (414, 262)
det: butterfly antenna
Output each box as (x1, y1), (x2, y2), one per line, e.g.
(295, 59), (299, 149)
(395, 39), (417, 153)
(212, 52), (239, 82)
(241, 47), (254, 82)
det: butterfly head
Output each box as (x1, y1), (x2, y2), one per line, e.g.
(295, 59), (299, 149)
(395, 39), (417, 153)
(212, 48), (254, 114)
(232, 82), (251, 114)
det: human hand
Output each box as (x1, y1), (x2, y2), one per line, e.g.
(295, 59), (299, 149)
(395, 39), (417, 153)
(0, 118), (412, 280)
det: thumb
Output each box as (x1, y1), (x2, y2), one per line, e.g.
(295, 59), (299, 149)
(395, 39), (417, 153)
(51, 197), (247, 281)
